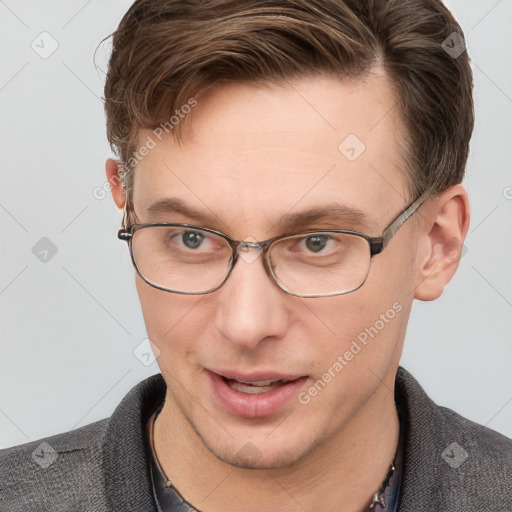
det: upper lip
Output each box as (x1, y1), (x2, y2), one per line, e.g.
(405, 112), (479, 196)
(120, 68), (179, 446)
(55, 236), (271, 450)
(208, 368), (306, 383)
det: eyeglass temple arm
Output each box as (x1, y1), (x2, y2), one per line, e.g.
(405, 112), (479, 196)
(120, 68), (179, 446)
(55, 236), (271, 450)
(118, 229), (131, 241)
(117, 207), (134, 241)
(370, 188), (433, 255)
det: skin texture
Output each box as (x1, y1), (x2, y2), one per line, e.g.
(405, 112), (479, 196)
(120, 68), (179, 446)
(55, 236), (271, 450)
(106, 69), (470, 512)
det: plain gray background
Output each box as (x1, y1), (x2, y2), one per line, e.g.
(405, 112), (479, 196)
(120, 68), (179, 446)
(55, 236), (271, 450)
(1, 0), (511, 449)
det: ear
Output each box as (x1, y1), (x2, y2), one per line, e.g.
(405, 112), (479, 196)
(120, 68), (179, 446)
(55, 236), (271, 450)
(413, 184), (470, 301)
(105, 158), (126, 210)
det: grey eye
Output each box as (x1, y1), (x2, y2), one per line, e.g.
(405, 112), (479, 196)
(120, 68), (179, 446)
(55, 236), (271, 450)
(182, 231), (204, 249)
(305, 235), (329, 252)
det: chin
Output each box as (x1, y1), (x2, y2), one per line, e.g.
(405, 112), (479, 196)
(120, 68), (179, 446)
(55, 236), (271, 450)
(200, 430), (325, 470)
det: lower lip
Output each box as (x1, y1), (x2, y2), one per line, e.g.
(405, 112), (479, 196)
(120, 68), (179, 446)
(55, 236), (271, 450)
(207, 371), (308, 419)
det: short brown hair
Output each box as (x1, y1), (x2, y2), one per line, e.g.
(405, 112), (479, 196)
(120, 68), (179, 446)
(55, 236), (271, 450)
(102, 0), (474, 223)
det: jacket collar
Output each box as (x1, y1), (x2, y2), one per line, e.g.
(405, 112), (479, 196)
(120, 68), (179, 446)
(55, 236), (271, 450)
(101, 366), (435, 511)
(102, 372), (166, 511)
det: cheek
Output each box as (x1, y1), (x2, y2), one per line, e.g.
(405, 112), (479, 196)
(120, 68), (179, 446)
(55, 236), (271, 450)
(135, 276), (204, 359)
(295, 291), (408, 433)
(362, 238), (417, 313)
(301, 249), (413, 378)
(307, 295), (404, 366)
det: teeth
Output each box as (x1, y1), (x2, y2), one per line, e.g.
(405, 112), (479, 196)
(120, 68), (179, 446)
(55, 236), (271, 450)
(226, 378), (288, 394)
(239, 380), (278, 386)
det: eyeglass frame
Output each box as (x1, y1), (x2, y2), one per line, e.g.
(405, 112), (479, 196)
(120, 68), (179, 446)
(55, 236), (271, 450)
(117, 188), (432, 298)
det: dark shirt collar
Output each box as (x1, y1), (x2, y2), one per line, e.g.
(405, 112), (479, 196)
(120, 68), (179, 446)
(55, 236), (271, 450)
(146, 404), (198, 511)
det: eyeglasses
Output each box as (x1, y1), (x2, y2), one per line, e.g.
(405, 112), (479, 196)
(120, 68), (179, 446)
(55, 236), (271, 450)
(118, 190), (431, 298)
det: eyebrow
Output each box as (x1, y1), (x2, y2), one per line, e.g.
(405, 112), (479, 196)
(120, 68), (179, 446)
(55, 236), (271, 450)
(278, 205), (369, 232)
(146, 197), (370, 232)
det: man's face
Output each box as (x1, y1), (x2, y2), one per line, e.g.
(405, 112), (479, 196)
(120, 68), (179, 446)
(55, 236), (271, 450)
(131, 71), (419, 469)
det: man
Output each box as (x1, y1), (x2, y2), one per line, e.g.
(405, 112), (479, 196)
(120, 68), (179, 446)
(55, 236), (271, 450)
(1, 0), (511, 511)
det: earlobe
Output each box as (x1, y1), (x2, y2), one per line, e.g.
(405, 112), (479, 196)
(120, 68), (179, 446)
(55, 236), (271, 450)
(105, 158), (126, 209)
(413, 185), (470, 301)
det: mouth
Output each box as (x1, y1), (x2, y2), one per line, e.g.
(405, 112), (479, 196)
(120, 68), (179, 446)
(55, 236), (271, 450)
(223, 377), (297, 394)
(206, 369), (308, 418)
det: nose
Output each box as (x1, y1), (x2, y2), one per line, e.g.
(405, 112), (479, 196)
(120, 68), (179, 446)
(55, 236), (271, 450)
(213, 249), (290, 349)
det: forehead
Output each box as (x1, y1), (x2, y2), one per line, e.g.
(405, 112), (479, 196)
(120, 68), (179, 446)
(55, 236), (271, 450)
(132, 71), (409, 235)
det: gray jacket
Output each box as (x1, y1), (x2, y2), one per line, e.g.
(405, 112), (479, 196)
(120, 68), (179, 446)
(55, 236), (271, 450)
(1, 366), (511, 511)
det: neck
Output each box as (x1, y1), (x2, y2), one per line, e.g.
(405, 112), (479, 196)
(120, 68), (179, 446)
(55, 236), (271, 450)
(153, 374), (401, 512)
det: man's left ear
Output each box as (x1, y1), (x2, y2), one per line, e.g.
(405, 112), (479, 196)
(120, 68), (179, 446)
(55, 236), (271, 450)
(413, 184), (470, 301)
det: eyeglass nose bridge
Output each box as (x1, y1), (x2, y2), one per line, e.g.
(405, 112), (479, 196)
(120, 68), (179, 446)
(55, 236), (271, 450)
(229, 238), (277, 282)
(236, 240), (264, 252)
(232, 238), (276, 264)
